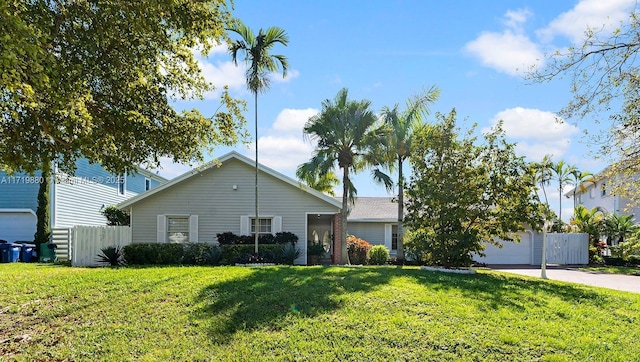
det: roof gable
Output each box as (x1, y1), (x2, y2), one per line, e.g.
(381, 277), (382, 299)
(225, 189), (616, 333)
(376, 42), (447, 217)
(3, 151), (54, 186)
(118, 151), (342, 209)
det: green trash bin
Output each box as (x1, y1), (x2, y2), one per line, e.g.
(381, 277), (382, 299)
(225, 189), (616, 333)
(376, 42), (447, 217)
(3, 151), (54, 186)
(39, 243), (57, 262)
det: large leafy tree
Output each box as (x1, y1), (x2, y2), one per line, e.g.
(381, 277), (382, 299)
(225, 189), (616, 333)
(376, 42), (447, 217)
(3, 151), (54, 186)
(1, 0), (247, 175)
(530, 6), (640, 204)
(405, 110), (542, 268)
(228, 21), (289, 254)
(298, 88), (389, 264)
(377, 86), (440, 260)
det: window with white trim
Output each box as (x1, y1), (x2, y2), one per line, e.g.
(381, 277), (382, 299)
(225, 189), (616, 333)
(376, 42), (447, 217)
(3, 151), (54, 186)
(167, 216), (189, 243)
(391, 225), (398, 250)
(251, 218), (272, 235)
(601, 183), (607, 196)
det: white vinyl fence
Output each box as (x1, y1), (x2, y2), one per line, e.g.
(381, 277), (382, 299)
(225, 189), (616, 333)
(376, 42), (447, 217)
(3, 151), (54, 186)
(546, 233), (589, 265)
(52, 226), (132, 266)
(71, 225), (132, 266)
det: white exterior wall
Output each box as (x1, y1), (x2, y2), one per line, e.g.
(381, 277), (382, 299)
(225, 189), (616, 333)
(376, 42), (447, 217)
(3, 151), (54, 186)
(576, 179), (615, 214)
(54, 179), (136, 228)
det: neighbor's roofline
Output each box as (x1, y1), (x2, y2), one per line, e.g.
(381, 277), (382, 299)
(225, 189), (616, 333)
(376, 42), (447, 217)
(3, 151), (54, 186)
(118, 151), (342, 209)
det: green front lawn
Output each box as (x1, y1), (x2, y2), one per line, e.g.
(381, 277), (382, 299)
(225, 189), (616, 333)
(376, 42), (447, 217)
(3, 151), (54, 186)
(579, 265), (640, 276)
(1, 264), (639, 361)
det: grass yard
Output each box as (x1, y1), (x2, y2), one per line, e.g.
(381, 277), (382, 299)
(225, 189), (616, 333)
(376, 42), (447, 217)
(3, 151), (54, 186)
(1, 264), (639, 361)
(578, 265), (640, 276)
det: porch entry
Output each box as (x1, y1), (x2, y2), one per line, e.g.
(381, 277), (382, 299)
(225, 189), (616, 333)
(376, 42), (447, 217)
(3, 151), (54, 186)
(307, 214), (334, 264)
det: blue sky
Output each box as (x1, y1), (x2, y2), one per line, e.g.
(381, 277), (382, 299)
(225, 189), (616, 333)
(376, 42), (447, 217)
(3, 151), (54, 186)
(163, 0), (635, 221)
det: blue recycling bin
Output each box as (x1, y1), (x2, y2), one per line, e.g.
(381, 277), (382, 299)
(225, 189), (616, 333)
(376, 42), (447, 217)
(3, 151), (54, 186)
(0, 243), (21, 262)
(19, 244), (36, 262)
(0, 242), (8, 262)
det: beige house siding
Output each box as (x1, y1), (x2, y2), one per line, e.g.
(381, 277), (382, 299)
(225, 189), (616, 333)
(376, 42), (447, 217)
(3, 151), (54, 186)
(128, 158), (340, 261)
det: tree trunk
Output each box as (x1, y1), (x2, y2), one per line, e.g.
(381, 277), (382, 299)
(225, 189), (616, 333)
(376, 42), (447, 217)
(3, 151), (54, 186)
(254, 91), (259, 254)
(342, 166), (349, 265)
(34, 161), (51, 249)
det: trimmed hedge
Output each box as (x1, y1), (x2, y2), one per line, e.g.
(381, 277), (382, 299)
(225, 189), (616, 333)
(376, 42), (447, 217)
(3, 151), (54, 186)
(215, 231), (299, 245)
(123, 243), (221, 265)
(221, 244), (285, 265)
(122, 243), (298, 265)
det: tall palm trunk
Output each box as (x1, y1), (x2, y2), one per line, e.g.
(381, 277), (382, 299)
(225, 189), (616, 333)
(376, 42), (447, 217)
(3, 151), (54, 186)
(396, 155), (405, 260)
(341, 166), (349, 264)
(254, 91), (259, 254)
(558, 181), (563, 222)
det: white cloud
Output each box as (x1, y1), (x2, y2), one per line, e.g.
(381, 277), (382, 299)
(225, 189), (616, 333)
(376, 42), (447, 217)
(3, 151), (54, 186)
(196, 57), (299, 99)
(253, 136), (315, 170)
(465, 1), (635, 76)
(490, 107), (579, 141)
(503, 9), (532, 30)
(198, 58), (247, 99)
(272, 108), (318, 135)
(270, 69), (300, 83)
(486, 107), (579, 161)
(206, 43), (230, 56)
(244, 108), (319, 172)
(537, 0), (635, 43)
(514, 141), (572, 163)
(464, 30), (543, 76)
(156, 157), (193, 179)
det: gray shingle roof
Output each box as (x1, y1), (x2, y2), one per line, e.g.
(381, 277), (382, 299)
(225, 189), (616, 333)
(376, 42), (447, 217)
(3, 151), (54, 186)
(338, 197), (399, 221)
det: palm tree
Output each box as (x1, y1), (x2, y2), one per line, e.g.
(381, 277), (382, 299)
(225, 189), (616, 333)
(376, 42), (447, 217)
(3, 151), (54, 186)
(551, 160), (577, 224)
(604, 213), (637, 245)
(571, 205), (604, 249)
(569, 169), (595, 209)
(303, 171), (340, 196)
(228, 21), (289, 253)
(377, 86), (440, 260)
(532, 155), (554, 208)
(297, 88), (387, 264)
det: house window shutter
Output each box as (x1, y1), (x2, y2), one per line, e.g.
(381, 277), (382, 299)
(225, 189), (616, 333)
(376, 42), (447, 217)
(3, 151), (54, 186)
(157, 215), (167, 243)
(273, 216), (282, 233)
(240, 216), (249, 235)
(384, 224), (392, 250)
(189, 215), (198, 242)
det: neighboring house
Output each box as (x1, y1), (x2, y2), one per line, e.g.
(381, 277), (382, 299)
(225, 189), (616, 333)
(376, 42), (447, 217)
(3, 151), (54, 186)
(0, 158), (166, 242)
(565, 169), (640, 218)
(117, 151), (343, 265)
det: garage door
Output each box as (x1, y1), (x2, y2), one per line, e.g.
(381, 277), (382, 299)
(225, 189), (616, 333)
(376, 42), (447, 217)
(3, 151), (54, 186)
(475, 232), (531, 265)
(0, 211), (37, 242)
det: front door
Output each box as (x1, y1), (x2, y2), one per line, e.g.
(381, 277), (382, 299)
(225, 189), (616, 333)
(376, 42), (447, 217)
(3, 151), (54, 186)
(307, 214), (333, 263)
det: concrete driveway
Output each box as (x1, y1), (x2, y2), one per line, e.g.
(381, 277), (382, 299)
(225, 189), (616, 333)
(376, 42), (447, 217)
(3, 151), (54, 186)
(490, 266), (640, 294)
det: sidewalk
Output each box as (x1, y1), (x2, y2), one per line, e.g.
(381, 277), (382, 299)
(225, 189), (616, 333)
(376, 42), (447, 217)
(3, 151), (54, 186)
(491, 265), (640, 294)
